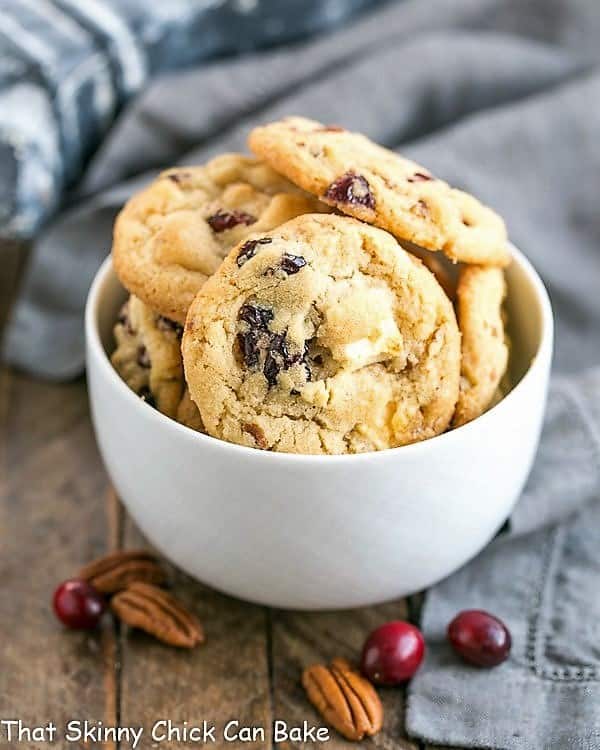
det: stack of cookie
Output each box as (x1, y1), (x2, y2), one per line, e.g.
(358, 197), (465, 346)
(111, 117), (509, 454)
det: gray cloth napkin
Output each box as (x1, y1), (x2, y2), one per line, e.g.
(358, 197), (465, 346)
(0, 0), (384, 237)
(408, 368), (600, 750)
(4, 1), (600, 747)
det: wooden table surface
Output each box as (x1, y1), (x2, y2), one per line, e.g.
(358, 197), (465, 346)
(0, 243), (456, 750)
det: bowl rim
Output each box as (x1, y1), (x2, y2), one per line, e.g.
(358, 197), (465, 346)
(85, 244), (553, 464)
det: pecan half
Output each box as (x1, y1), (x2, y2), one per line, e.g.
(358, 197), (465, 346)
(302, 658), (383, 741)
(79, 550), (166, 594)
(110, 582), (204, 648)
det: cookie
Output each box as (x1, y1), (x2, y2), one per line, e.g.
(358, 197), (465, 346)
(182, 213), (461, 454)
(404, 244), (457, 302)
(111, 295), (184, 418)
(452, 266), (509, 427)
(176, 388), (205, 433)
(113, 153), (330, 324)
(248, 117), (510, 267)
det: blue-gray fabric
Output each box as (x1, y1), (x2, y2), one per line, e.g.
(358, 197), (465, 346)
(0, 0), (385, 237)
(4, 1), (600, 747)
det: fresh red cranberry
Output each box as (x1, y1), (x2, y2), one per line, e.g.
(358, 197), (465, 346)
(361, 621), (425, 685)
(447, 609), (511, 667)
(53, 579), (106, 630)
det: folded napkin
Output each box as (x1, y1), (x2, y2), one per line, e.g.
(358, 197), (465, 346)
(4, 1), (600, 747)
(0, 0), (384, 237)
(408, 368), (600, 749)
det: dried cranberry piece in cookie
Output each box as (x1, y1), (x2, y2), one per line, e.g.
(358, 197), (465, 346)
(238, 303), (274, 330)
(263, 348), (282, 387)
(279, 253), (307, 275)
(236, 303), (308, 388)
(237, 331), (261, 368)
(237, 237), (273, 267)
(263, 333), (311, 388)
(263, 333), (292, 387)
(236, 304), (274, 370)
(324, 172), (375, 209)
(207, 209), (257, 233)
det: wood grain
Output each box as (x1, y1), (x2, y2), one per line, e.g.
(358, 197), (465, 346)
(0, 374), (117, 749)
(270, 601), (419, 749)
(0, 240), (27, 337)
(118, 516), (273, 749)
(0, 241), (459, 749)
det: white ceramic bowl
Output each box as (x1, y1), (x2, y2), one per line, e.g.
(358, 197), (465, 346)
(86, 246), (552, 610)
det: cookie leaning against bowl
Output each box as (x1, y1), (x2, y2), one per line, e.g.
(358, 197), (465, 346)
(113, 153), (330, 324)
(248, 117), (510, 267)
(176, 387), (205, 433)
(182, 213), (461, 455)
(453, 266), (509, 427)
(112, 296), (184, 418)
